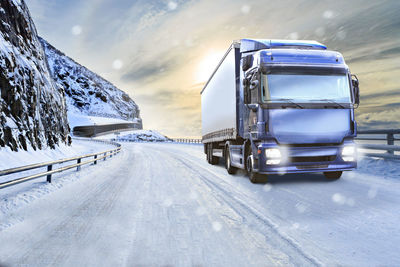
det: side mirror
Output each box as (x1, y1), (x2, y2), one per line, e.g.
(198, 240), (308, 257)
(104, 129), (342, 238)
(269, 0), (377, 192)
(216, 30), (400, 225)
(352, 75), (360, 106)
(242, 55), (254, 72)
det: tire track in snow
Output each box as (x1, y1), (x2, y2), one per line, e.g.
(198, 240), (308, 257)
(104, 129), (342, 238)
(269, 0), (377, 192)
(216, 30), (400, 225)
(164, 150), (322, 266)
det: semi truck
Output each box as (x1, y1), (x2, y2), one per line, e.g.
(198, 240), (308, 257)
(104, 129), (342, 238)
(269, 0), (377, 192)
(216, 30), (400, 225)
(201, 39), (360, 183)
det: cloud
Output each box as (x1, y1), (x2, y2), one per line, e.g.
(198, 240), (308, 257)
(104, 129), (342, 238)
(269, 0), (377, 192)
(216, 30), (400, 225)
(357, 107), (400, 130)
(121, 62), (173, 82)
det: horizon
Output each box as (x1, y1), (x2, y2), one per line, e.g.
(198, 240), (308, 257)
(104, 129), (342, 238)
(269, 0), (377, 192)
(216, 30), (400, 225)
(26, 0), (400, 137)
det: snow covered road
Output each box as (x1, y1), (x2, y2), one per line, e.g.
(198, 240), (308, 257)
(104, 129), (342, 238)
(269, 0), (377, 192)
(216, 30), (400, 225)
(0, 143), (399, 266)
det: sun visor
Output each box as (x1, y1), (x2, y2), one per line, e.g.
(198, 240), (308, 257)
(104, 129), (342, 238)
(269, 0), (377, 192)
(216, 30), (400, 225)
(240, 39), (327, 53)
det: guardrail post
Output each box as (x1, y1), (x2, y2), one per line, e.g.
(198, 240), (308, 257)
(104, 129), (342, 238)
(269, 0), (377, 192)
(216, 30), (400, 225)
(94, 155), (97, 165)
(387, 133), (394, 154)
(47, 165), (52, 183)
(77, 159), (81, 171)
(104, 152), (107, 161)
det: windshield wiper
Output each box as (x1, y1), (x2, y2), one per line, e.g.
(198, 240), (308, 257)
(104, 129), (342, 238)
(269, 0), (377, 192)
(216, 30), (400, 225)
(273, 98), (304, 109)
(311, 99), (346, 109)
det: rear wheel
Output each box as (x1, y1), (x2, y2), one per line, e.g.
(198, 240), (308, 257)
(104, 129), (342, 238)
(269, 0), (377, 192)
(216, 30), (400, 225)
(323, 171), (342, 179)
(207, 143), (219, 165)
(225, 146), (237, 174)
(206, 144), (211, 164)
(246, 147), (268, 184)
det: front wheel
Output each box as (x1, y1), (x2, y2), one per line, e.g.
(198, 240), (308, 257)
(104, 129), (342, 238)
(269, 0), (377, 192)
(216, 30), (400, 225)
(246, 150), (267, 184)
(323, 171), (342, 179)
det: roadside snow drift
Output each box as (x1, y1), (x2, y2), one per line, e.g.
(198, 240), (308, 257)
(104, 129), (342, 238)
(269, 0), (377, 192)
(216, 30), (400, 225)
(113, 130), (171, 142)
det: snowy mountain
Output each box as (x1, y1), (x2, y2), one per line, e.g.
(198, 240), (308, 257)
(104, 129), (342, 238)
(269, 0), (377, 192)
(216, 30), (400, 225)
(40, 38), (142, 127)
(0, 0), (70, 151)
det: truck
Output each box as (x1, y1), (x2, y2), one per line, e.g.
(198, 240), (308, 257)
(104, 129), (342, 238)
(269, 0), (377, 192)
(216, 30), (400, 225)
(201, 39), (360, 183)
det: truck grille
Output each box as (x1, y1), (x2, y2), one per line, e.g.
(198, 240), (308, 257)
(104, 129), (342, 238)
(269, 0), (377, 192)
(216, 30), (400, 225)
(289, 155), (336, 163)
(296, 165), (329, 169)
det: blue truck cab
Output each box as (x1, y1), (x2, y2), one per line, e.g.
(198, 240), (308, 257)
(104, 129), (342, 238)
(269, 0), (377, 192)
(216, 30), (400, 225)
(201, 39), (360, 183)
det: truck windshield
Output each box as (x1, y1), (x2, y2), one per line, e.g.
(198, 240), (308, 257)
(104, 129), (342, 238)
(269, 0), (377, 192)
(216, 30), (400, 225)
(262, 74), (351, 103)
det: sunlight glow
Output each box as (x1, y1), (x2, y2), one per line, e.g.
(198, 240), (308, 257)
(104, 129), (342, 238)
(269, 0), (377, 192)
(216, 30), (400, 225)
(195, 51), (225, 83)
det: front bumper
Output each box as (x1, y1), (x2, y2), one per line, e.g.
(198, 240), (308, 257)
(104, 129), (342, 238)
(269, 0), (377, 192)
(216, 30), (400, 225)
(257, 142), (357, 174)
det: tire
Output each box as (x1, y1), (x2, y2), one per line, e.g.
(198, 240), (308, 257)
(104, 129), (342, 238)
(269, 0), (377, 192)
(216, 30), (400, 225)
(225, 146), (238, 174)
(323, 171), (342, 179)
(246, 147), (268, 184)
(208, 143), (219, 165)
(249, 172), (267, 184)
(206, 144), (211, 164)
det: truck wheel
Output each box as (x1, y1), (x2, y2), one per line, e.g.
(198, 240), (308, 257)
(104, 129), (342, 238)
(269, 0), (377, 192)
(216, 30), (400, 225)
(323, 171), (342, 179)
(225, 146), (237, 174)
(206, 144), (211, 163)
(208, 143), (219, 165)
(246, 151), (267, 184)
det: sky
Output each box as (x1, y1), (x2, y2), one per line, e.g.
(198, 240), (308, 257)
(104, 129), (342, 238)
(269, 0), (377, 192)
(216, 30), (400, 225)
(26, 0), (400, 137)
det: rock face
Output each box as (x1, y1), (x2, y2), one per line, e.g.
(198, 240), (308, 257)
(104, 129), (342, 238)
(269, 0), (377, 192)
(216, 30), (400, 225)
(40, 38), (142, 127)
(0, 0), (70, 151)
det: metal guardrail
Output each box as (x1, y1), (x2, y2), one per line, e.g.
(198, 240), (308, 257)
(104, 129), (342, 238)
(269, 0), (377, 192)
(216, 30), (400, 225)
(174, 130), (400, 160)
(172, 132), (400, 160)
(173, 138), (202, 144)
(0, 139), (121, 189)
(356, 129), (400, 160)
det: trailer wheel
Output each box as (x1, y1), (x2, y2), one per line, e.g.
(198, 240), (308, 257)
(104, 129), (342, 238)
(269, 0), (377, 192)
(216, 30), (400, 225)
(208, 143), (219, 165)
(246, 149), (268, 184)
(323, 171), (342, 179)
(206, 144), (211, 163)
(225, 146), (237, 174)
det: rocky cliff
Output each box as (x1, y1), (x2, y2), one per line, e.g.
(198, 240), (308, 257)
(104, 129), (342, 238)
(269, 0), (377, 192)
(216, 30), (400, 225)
(40, 38), (142, 126)
(0, 0), (70, 151)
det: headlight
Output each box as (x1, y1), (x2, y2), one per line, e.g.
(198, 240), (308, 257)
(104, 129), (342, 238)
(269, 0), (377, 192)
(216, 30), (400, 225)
(342, 145), (356, 162)
(265, 148), (281, 165)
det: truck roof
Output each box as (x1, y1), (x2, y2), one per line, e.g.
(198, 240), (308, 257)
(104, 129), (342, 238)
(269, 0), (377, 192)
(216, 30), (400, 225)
(240, 39), (327, 53)
(259, 49), (345, 66)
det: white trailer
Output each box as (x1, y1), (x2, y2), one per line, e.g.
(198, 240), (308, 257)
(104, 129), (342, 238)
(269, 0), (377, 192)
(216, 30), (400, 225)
(201, 42), (241, 143)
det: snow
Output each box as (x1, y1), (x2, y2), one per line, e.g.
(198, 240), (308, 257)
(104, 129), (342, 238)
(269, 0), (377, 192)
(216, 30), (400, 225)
(96, 129), (170, 142)
(0, 138), (113, 170)
(68, 111), (138, 128)
(115, 129), (170, 142)
(40, 38), (141, 124)
(0, 142), (399, 266)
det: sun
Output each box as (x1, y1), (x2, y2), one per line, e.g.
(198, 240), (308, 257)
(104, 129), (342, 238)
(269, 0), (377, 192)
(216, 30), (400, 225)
(195, 51), (225, 83)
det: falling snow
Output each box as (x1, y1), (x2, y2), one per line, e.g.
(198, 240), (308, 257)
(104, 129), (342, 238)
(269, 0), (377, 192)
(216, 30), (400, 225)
(71, 25), (82, 35)
(168, 1), (177, 11)
(288, 32), (299, 40)
(368, 188), (378, 199)
(241, 5), (251, 14)
(323, 10), (334, 19)
(212, 221), (222, 232)
(332, 193), (346, 205)
(263, 184), (272, 192)
(112, 59), (123, 70)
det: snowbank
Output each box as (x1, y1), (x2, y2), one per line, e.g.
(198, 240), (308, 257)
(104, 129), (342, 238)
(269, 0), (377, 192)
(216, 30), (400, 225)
(99, 129), (171, 142)
(0, 138), (114, 170)
(0, 138), (117, 230)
